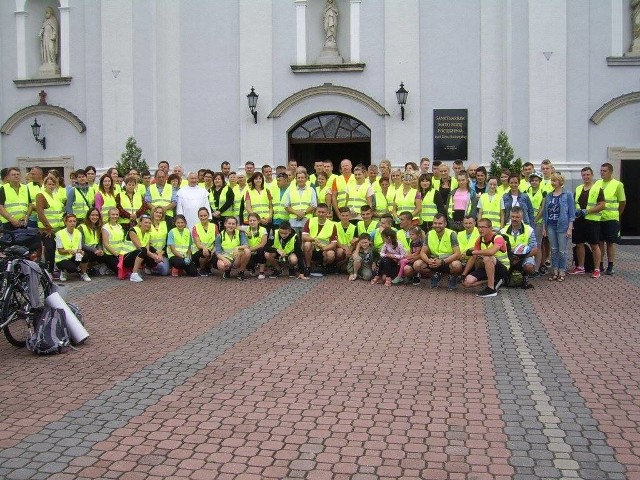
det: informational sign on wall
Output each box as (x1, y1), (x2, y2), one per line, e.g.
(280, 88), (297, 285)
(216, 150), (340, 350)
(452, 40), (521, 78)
(433, 109), (468, 161)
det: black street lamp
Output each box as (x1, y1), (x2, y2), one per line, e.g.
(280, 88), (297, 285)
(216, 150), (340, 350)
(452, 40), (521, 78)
(247, 87), (258, 124)
(31, 118), (46, 149)
(395, 82), (408, 121)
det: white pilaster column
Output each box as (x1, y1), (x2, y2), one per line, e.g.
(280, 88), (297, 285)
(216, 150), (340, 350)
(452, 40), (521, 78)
(295, 0), (307, 65)
(528, 0), (567, 163)
(611, 0), (624, 56)
(58, 0), (70, 77)
(350, 0), (361, 63)
(15, 0), (27, 79)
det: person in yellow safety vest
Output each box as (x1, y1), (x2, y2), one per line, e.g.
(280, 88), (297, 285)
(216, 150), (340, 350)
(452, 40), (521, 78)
(137, 170), (152, 199)
(457, 215), (480, 266)
(117, 175), (149, 229)
(95, 174), (118, 224)
(36, 174), (65, 272)
(372, 176), (390, 218)
(26, 166), (44, 227)
(447, 171), (478, 232)
(66, 168), (95, 220)
(500, 206), (539, 278)
(539, 159), (555, 194)
(244, 172), (273, 227)
(356, 205), (378, 238)
(85, 166), (98, 197)
(271, 172), (291, 228)
(496, 169), (511, 197)
(284, 171), (317, 236)
(519, 162), (535, 192)
(191, 207), (219, 276)
(235, 173), (249, 222)
(55, 213), (92, 282)
(392, 172), (422, 223)
(477, 177), (502, 228)
(245, 212), (269, 279)
(101, 207), (135, 274)
(302, 203), (338, 278)
(462, 217), (511, 298)
(366, 164), (381, 192)
(323, 160), (337, 194)
(147, 169), (177, 228)
(346, 165), (374, 221)
(432, 164), (459, 203)
(265, 220), (303, 278)
(262, 164), (278, 197)
(331, 159), (357, 218)
(413, 213), (463, 290)
(595, 162), (626, 275)
(309, 160), (325, 188)
(227, 172), (243, 220)
(527, 171), (547, 274)
(149, 206), (170, 276)
(167, 214), (198, 277)
(0, 167), (32, 230)
(387, 169), (403, 215)
(215, 216), (251, 280)
(77, 208), (107, 275)
(105, 167), (123, 196)
(418, 173), (446, 232)
(171, 165), (189, 188)
(209, 172), (235, 232)
(372, 214), (395, 253)
(335, 207), (357, 269)
(126, 214), (163, 282)
(567, 166), (605, 278)
(391, 216), (424, 285)
(314, 172), (333, 210)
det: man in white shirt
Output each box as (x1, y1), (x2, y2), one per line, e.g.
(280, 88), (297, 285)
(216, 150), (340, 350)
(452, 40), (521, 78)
(176, 172), (211, 229)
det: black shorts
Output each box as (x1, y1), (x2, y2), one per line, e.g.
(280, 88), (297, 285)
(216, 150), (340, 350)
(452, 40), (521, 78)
(311, 249), (325, 263)
(426, 262), (453, 275)
(573, 218), (600, 245)
(470, 260), (509, 282)
(600, 220), (620, 243)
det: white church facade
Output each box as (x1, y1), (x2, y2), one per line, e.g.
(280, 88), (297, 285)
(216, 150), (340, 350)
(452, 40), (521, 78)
(0, 0), (639, 235)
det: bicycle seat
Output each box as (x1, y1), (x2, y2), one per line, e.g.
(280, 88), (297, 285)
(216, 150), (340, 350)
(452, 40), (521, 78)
(4, 245), (30, 259)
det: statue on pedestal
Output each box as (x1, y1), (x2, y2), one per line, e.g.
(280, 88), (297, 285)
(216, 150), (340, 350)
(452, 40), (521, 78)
(316, 0), (343, 65)
(36, 6), (61, 77)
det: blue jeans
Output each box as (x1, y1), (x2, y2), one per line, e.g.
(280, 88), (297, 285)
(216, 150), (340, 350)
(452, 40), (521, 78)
(547, 224), (569, 272)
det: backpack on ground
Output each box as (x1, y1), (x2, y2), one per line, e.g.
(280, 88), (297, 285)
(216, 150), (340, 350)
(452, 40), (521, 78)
(26, 307), (70, 355)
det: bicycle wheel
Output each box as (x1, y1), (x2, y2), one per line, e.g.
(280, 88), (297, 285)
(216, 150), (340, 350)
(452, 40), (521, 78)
(2, 272), (52, 348)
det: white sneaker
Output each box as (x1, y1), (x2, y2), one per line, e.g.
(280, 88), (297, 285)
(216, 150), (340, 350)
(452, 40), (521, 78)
(144, 267), (152, 275)
(129, 272), (143, 282)
(80, 273), (92, 282)
(59, 272), (67, 282)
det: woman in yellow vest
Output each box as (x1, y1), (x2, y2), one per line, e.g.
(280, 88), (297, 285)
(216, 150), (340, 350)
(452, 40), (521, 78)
(191, 207), (218, 276)
(167, 214), (198, 277)
(36, 174), (65, 273)
(392, 172), (422, 222)
(55, 214), (91, 282)
(116, 175), (148, 229)
(477, 177), (502, 228)
(101, 207), (133, 274)
(244, 173), (273, 227)
(245, 213), (268, 279)
(446, 171), (477, 232)
(215, 216), (250, 280)
(95, 174), (118, 224)
(149, 206), (170, 276)
(209, 172), (234, 232)
(418, 173), (445, 232)
(105, 167), (122, 196)
(373, 177), (391, 218)
(315, 172), (333, 208)
(78, 208), (106, 275)
(387, 169), (403, 213)
(127, 214), (163, 282)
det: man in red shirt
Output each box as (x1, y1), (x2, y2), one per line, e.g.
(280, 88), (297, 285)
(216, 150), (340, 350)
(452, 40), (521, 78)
(461, 218), (509, 297)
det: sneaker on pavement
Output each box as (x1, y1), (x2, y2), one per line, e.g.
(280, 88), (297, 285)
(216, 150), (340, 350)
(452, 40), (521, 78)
(258, 273), (266, 280)
(144, 267), (152, 275)
(269, 269), (282, 278)
(447, 276), (458, 290)
(222, 269), (231, 279)
(59, 271), (67, 282)
(199, 269), (210, 277)
(129, 272), (143, 282)
(477, 286), (497, 298)
(288, 268), (296, 278)
(80, 273), (92, 282)
(591, 269), (601, 279)
(605, 265), (614, 275)
(568, 266), (585, 275)
(495, 278), (504, 290)
(412, 276), (421, 285)
(391, 276), (404, 285)
(430, 273), (441, 289)
(237, 271), (246, 281)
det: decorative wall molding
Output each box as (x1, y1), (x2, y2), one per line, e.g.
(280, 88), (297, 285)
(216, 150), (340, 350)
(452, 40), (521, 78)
(590, 91), (640, 124)
(13, 77), (73, 88)
(268, 83), (388, 118)
(290, 63), (366, 73)
(606, 56), (640, 66)
(1, 104), (86, 134)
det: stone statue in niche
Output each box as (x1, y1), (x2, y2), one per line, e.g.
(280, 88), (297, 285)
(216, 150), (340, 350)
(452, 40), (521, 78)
(36, 6), (61, 77)
(316, 0), (343, 65)
(629, 0), (640, 55)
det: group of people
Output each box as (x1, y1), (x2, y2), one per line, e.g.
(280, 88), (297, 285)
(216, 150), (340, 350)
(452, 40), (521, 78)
(0, 156), (625, 297)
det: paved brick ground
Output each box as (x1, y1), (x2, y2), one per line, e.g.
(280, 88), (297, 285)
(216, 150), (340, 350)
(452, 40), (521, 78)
(0, 245), (638, 479)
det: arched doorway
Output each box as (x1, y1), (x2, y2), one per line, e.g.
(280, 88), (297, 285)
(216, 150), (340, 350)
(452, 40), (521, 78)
(288, 112), (371, 172)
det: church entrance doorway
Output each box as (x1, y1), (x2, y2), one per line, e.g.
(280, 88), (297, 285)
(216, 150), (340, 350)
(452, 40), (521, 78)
(288, 113), (371, 173)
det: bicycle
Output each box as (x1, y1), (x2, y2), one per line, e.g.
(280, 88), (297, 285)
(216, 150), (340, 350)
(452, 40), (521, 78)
(0, 231), (53, 347)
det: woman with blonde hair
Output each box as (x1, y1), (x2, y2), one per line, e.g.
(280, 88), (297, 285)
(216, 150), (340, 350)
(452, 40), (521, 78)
(542, 172), (575, 282)
(36, 173), (64, 272)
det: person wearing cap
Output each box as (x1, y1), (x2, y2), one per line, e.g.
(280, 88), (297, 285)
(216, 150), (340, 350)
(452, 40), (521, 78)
(500, 206), (538, 280)
(527, 170), (547, 275)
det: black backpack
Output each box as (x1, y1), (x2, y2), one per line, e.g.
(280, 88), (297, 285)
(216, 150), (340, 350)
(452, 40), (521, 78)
(26, 307), (70, 355)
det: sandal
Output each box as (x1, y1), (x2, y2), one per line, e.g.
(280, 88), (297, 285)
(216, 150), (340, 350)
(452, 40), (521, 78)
(557, 274), (565, 282)
(348, 273), (357, 281)
(548, 274), (559, 281)
(384, 278), (392, 287)
(370, 276), (380, 285)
